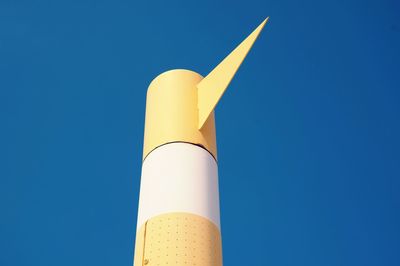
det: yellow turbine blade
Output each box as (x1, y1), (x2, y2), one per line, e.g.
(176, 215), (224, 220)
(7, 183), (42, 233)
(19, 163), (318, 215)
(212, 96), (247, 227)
(197, 17), (269, 129)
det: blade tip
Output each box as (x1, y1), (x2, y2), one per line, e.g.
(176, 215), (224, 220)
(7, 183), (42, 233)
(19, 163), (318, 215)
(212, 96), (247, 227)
(261, 17), (269, 27)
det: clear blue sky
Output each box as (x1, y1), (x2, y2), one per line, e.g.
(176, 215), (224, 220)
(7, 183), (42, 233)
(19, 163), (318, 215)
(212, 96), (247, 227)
(1, 0), (399, 265)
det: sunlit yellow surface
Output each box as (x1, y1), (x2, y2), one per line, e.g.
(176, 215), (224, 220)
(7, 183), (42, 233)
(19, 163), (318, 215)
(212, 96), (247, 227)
(142, 19), (268, 158)
(197, 18), (268, 129)
(134, 212), (222, 266)
(143, 70), (217, 159)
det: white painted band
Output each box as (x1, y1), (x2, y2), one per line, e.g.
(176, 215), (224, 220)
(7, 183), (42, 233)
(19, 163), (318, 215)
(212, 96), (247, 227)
(136, 142), (220, 230)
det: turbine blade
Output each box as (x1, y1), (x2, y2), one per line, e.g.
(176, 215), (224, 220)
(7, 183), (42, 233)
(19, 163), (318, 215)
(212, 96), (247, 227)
(197, 17), (269, 129)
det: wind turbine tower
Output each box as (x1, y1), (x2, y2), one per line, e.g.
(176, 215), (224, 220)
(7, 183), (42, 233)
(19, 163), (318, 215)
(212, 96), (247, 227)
(133, 18), (268, 266)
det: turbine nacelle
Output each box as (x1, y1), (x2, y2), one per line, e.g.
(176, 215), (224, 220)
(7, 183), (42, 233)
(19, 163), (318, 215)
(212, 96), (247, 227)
(142, 18), (268, 159)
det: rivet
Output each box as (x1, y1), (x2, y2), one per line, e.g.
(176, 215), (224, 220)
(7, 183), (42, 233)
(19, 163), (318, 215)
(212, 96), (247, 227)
(143, 259), (149, 265)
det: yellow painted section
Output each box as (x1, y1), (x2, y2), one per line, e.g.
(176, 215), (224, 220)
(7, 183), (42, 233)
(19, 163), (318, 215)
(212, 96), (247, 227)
(133, 212), (222, 266)
(142, 19), (269, 157)
(197, 18), (269, 129)
(133, 223), (146, 266)
(143, 70), (217, 159)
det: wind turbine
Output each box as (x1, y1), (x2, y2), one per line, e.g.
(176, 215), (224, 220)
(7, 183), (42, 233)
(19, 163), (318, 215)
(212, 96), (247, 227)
(133, 18), (268, 266)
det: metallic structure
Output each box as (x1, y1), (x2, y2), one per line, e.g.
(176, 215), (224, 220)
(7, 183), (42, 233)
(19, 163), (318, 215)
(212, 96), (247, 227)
(133, 18), (268, 266)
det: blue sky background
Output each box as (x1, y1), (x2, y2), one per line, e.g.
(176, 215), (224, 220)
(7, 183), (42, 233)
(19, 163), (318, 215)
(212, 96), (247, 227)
(1, 0), (399, 265)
